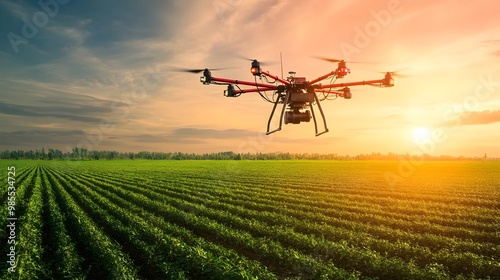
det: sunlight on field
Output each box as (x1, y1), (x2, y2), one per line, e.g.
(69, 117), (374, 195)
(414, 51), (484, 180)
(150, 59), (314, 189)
(0, 160), (499, 279)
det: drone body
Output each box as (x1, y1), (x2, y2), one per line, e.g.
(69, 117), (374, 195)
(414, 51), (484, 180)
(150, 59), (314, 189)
(197, 58), (395, 136)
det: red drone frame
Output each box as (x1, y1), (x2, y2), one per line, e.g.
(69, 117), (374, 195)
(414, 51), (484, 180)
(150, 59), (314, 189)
(198, 58), (395, 136)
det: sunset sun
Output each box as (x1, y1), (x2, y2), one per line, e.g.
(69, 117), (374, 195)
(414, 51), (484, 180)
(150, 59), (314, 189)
(412, 126), (431, 142)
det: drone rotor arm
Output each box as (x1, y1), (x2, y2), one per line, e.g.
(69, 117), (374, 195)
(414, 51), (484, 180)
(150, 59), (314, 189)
(231, 87), (277, 95)
(210, 77), (277, 88)
(318, 78), (387, 89)
(308, 71), (337, 86)
(315, 89), (343, 95)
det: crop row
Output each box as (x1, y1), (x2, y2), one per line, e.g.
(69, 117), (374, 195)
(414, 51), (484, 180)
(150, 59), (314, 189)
(46, 166), (282, 279)
(48, 166), (357, 279)
(44, 167), (140, 279)
(107, 167), (499, 227)
(40, 167), (85, 279)
(68, 168), (500, 278)
(0, 166), (38, 275)
(149, 175), (499, 237)
(87, 170), (500, 258)
(3, 160), (498, 279)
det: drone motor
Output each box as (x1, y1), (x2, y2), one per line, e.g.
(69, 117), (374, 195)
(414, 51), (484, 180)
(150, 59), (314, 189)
(200, 69), (212, 85)
(342, 87), (352, 99)
(250, 60), (262, 76)
(224, 84), (236, 97)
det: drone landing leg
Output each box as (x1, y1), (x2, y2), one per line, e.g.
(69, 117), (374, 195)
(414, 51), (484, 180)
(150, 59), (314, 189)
(266, 93), (289, 135)
(310, 103), (320, 135)
(311, 94), (329, 137)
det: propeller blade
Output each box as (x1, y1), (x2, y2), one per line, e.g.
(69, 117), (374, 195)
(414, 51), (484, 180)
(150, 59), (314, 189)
(231, 53), (276, 65)
(378, 70), (408, 78)
(232, 53), (262, 62)
(314, 56), (343, 63)
(314, 56), (374, 64)
(170, 67), (225, 74)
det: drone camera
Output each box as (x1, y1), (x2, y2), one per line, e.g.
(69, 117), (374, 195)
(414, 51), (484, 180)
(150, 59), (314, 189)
(250, 60), (261, 76)
(284, 110), (311, 124)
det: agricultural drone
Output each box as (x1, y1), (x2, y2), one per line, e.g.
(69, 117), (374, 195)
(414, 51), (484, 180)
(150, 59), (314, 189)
(177, 56), (398, 136)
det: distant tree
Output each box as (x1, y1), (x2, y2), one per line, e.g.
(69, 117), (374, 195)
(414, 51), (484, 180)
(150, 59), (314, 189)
(10, 151), (18, 160)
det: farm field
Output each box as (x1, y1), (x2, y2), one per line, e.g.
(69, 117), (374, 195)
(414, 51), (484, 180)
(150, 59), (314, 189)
(0, 159), (499, 279)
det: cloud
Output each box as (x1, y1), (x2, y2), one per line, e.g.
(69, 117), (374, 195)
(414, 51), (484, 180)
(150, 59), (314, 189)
(462, 110), (500, 125)
(443, 110), (500, 126)
(171, 127), (257, 139)
(481, 39), (500, 57)
(130, 128), (259, 144)
(483, 39), (500, 44)
(0, 130), (81, 147)
(0, 102), (103, 123)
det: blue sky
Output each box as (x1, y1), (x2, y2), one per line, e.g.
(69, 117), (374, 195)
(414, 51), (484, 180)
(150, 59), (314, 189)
(1, 0), (500, 156)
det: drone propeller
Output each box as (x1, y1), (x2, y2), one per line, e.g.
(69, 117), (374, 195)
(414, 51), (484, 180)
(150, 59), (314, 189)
(232, 53), (276, 65)
(170, 67), (226, 74)
(313, 56), (372, 64)
(378, 70), (408, 78)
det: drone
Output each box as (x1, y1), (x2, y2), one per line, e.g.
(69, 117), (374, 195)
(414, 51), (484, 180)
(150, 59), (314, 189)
(177, 57), (397, 136)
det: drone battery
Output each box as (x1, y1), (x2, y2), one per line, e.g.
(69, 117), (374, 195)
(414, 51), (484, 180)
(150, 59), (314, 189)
(292, 77), (307, 84)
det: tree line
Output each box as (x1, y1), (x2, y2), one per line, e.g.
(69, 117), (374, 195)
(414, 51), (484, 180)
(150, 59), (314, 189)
(0, 148), (496, 161)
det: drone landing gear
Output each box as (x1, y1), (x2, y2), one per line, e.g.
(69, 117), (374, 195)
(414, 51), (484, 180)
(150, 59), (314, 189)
(310, 94), (330, 137)
(266, 92), (329, 136)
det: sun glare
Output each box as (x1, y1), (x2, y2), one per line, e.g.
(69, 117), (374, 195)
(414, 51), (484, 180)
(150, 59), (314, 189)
(412, 127), (431, 142)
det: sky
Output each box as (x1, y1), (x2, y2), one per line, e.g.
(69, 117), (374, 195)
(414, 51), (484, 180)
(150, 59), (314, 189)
(1, 0), (499, 156)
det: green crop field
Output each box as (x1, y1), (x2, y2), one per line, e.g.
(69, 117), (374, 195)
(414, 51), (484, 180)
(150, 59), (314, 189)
(0, 160), (499, 279)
